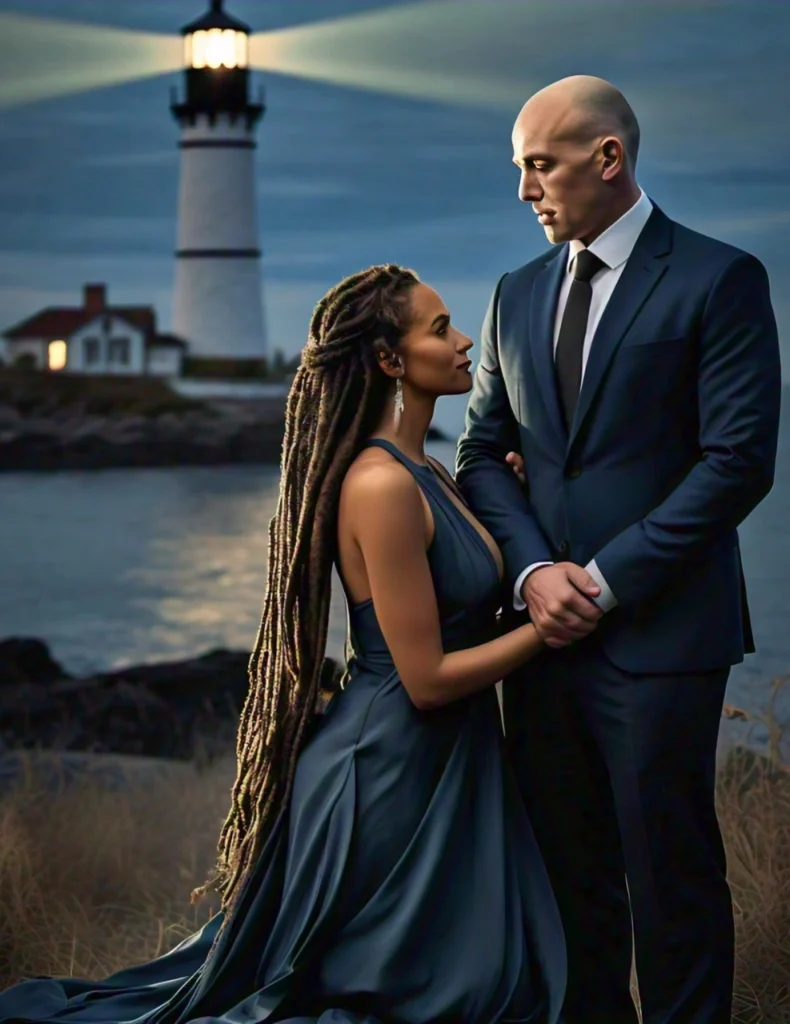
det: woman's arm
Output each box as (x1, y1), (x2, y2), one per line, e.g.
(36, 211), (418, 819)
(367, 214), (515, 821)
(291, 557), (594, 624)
(345, 459), (545, 711)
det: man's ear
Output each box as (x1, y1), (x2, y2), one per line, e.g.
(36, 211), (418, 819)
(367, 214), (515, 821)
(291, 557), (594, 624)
(600, 136), (625, 180)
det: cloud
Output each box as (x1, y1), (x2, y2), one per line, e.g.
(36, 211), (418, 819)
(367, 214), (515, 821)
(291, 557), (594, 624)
(0, 211), (171, 250)
(0, 0), (406, 34)
(645, 163), (790, 188)
(263, 250), (342, 272)
(0, 250), (176, 327)
(257, 177), (353, 200)
(80, 149), (176, 169)
(687, 209), (790, 239)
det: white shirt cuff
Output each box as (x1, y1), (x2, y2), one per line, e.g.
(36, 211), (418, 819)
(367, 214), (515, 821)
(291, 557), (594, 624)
(585, 558), (618, 612)
(512, 559), (618, 613)
(513, 562), (553, 611)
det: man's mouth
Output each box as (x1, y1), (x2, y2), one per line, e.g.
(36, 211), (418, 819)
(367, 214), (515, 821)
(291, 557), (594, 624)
(536, 210), (556, 225)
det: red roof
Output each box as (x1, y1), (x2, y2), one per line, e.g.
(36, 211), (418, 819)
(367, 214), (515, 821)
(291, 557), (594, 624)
(3, 286), (191, 356)
(4, 305), (156, 341)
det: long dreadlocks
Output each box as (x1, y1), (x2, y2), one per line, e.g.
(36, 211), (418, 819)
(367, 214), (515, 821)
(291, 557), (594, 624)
(193, 264), (420, 917)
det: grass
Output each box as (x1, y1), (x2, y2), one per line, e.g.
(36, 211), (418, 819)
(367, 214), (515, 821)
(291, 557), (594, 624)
(0, 700), (788, 1023)
(0, 755), (230, 984)
(719, 748), (790, 1024)
(717, 677), (790, 1024)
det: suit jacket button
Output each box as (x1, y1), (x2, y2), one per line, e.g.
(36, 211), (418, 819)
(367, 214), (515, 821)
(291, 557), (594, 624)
(557, 541), (569, 554)
(567, 466), (582, 479)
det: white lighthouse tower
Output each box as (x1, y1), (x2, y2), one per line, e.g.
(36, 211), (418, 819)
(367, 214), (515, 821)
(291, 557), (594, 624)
(171, 0), (267, 374)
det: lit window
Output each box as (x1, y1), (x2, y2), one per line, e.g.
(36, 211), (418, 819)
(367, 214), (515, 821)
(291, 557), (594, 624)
(189, 28), (247, 70)
(48, 339), (67, 371)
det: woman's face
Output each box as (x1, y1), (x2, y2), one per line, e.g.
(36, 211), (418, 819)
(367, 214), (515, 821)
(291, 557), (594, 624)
(395, 283), (474, 397)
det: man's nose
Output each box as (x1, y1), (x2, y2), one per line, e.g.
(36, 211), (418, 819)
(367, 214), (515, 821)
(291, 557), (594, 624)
(518, 170), (542, 204)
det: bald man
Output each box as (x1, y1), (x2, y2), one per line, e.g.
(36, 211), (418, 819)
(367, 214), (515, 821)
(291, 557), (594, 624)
(457, 76), (781, 1024)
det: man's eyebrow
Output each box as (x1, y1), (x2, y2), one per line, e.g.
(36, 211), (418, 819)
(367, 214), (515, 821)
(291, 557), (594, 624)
(513, 152), (552, 166)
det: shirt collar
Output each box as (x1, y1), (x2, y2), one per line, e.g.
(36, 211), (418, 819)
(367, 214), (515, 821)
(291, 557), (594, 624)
(567, 188), (653, 272)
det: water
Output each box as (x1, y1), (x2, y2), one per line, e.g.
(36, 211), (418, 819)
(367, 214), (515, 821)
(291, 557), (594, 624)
(1, 432), (788, 747)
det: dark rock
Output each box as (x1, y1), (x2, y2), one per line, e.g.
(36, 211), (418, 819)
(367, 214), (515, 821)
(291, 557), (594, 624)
(0, 420), (289, 471)
(0, 646), (249, 761)
(0, 638), (343, 762)
(0, 395), (287, 470)
(0, 385), (453, 472)
(0, 637), (71, 686)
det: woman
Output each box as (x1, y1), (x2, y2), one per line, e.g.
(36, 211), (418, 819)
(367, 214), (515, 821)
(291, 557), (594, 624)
(0, 265), (574, 1024)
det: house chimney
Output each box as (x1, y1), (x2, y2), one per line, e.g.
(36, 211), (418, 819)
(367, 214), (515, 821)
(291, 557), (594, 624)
(83, 284), (106, 314)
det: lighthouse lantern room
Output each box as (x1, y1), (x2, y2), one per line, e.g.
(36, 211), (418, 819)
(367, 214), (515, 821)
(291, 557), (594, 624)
(171, 0), (267, 372)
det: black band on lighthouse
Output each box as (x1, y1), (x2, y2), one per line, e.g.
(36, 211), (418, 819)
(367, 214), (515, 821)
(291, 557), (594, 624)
(180, 139), (256, 149)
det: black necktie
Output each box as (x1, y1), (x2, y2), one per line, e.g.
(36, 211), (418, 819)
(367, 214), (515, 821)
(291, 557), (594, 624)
(555, 248), (607, 429)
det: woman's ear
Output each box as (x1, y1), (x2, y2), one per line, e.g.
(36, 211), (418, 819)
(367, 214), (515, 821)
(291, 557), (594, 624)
(376, 350), (403, 380)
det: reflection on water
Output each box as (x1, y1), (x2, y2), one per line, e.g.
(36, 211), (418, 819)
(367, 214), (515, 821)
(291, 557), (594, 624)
(1, 437), (789, 739)
(0, 443), (456, 676)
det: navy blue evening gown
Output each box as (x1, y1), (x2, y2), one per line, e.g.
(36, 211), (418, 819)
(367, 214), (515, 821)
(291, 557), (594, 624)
(0, 439), (566, 1024)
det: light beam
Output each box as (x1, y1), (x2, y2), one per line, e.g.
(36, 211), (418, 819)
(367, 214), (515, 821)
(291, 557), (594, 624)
(0, 12), (181, 109)
(0, 0), (702, 113)
(249, 0), (531, 110)
(248, 0), (708, 110)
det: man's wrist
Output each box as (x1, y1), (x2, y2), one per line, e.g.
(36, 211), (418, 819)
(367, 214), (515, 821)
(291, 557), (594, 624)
(521, 562), (552, 600)
(514, 561), (553, 611)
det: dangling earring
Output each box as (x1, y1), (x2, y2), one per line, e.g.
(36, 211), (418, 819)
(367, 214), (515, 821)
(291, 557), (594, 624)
(393, 375), (404, 432)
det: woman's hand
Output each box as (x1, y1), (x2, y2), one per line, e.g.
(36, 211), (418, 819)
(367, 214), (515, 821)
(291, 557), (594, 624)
(505, 451), (526, 485)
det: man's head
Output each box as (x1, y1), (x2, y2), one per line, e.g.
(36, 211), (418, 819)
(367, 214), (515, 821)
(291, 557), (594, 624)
(512, 75), (641, 245)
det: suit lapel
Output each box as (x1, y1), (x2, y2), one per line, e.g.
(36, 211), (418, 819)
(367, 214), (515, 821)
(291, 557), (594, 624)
(567, 205), (674, 450)
(528, 244), (568, 447)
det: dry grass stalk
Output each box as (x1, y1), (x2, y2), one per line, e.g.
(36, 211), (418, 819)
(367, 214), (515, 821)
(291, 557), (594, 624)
(0, 755), (232, 984)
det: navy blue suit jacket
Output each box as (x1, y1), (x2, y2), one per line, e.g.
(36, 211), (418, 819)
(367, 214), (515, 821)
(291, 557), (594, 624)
(456, 205), (782, 674)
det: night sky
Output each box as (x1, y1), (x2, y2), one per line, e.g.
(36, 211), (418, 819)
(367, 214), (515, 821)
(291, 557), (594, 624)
(0, 0), (787, 436)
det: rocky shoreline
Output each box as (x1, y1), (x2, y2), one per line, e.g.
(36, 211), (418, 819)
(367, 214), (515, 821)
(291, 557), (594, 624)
(0, 370), (450, 472)
(0, 402), (449, 472)
(0, 400), (289, 471)
(0, 637), (778, 801)
(0, 637), (343, 762)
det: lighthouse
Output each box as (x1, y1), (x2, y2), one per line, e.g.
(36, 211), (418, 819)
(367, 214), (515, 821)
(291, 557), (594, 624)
(171, 0), (267, 373)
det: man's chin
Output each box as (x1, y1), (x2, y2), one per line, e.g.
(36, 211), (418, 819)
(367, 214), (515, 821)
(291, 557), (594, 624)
(543, 223), (570, 244)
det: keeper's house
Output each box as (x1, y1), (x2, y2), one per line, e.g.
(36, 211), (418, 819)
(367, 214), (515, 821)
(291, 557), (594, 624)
(1, 284), (187, 378)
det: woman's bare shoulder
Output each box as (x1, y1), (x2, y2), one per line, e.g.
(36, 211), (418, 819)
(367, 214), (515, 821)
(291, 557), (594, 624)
(341, 448), (422, 528)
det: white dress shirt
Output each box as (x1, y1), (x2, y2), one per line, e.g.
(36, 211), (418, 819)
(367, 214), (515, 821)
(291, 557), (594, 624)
(513, 188), (654, 613)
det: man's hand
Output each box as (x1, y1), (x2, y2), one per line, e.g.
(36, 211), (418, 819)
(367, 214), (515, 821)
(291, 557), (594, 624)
(506, 451), (526, 485)
(522, 563), (603, 648)
(507, 451), (604, 645)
